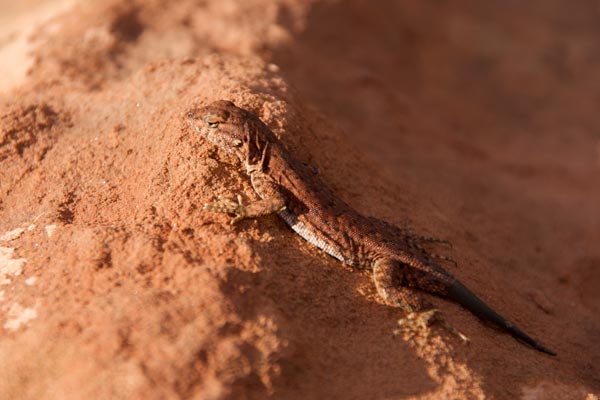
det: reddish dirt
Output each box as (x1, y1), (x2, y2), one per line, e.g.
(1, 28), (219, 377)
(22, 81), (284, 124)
(0, 1), (599, 399)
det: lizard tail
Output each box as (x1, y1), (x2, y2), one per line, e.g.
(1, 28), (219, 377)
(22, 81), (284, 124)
(447, 281), (556, 356)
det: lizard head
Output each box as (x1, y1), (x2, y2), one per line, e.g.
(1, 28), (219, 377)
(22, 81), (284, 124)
(186, 100), (249, 160)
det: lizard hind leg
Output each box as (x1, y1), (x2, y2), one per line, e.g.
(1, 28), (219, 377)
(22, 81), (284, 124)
(372, 258), (468, 343)
(425, 253), (458, 267)
(373, 258), (435, 314)
(407, 239), (457, 267)
(404, 225), (453, 248)
(409, 234), (453, 248)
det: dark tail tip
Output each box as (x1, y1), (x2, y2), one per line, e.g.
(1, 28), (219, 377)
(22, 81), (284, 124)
(533, 342), (557, 356)
(448, 282), (556, 356)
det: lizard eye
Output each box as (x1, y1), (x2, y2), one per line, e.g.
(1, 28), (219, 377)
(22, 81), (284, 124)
(204, 113), (224, 129)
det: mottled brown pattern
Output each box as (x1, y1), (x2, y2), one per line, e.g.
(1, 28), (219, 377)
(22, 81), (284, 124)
(186, 100), (555, 355)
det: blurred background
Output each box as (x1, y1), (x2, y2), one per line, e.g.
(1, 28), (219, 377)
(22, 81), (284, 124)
(1, 1), (599, 398)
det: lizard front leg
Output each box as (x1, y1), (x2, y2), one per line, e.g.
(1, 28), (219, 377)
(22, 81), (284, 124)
(204, 169), (286, 225)
(203, 193), (285, 225)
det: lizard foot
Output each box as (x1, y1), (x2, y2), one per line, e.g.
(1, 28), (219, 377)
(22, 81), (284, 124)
(394, 309), (469, 345)
(416, 235), (452, 247)
(398, 220), (452, 248)
(407, 239), (457, 266)
(426, 253), (458, 267)
(394, 309), (439, 340)
(406, 230), (453, 249)
(203, 194), (248, 225)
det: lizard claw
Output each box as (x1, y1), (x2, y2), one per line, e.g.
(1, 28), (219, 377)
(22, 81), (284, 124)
(203, 194), (248, 224)
(407, 232), (453, 248)
(395, 309), (469, 344)
(229, 195), (247, 225)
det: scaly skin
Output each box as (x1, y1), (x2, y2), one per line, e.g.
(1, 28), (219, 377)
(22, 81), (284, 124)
(186, 99), (556, 356)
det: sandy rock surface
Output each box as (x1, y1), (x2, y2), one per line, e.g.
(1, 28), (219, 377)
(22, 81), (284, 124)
(0, 0), (599, 399)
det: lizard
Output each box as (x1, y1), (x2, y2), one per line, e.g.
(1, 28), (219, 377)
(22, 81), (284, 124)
(186, 99), (556, 356)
